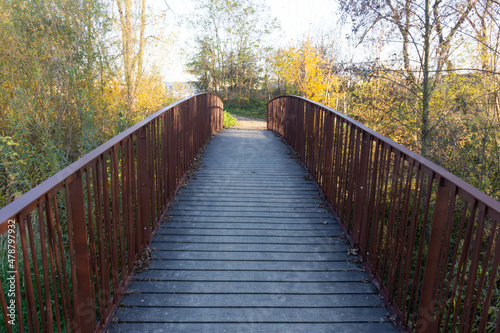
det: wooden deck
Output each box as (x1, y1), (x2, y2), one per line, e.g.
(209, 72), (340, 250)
(109, 129), (399, 332)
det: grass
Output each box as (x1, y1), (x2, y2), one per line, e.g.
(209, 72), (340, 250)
(223, 111), (238, 128)
(224, 100), (267, 120)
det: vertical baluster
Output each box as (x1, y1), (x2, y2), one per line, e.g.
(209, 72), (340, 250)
(0, 271), (14, 333)
(410, 174), (435, 328)
(45, 194), (63, 332)
(344, 124), (358, 229)
(398, 162), (423, 325)
(366, 140), (381, 261)
(462, 206), (487, 330)
(26, 212), (46, 332)
(323, 113), (334, 203)
(68, 170), (96, 332)
(93, 159), (109, 313)
(137, 127), (149, 249)
(53, 194), (73, 330)
(416, 181), (451, 332)
(17, 213), (38, 332)
(477, 222), (500, 332)
(352, 131), (370, 248)
(112, 147), (126, 283)
(83, 170), (98, 326)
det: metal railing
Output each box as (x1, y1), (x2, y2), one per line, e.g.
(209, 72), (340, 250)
(0, 93), (223, 332)
(268, 95), (500, 332)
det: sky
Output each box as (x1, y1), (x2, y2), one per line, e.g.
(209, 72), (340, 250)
(149, 0), (343, 82)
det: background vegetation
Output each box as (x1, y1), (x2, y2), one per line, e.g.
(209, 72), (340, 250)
(0, 0), (176, 207)
(335, 0), (500, 200)
(1, 0), (499, 204)
(187, 0), (500, 201)
(0, 0), (499, 330)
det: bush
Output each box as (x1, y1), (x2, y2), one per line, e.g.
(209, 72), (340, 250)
(223, 111), (238, 128)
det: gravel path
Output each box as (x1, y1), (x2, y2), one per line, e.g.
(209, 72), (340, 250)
(228, 114), (267, 130)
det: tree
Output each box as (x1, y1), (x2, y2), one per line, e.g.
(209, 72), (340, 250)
(187, 0), (277, 100)
(0, 0), (174, 208)
(337, 0), (500, 200)
(273, 37), (342, 107)
(339, 0), (476, 157)
(0, 0), (117, 205)
(115, 0), (147, 117)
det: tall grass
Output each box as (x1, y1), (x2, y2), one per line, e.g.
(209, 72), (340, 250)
(224, 99), (267, 120)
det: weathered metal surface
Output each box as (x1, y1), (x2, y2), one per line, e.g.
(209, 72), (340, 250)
(109, 129), (398, 333)
(268, 95), (500, 332)
(0, 94), (223, 332)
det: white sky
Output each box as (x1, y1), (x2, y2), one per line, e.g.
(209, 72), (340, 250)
(149, 0), (344, 82)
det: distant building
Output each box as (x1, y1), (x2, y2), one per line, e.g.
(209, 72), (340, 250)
(165, 82), (200, 98)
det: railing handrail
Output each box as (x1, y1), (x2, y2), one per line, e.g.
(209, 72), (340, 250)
(268, 94), (500, 332)
(0, 93), (222, 231)
(269, 95), (500, 219)
(0, 93), (224, 332)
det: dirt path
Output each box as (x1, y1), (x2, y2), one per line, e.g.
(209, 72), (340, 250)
(228, 114), (267, 130)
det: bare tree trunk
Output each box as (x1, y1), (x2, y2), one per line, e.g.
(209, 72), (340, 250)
(136, 0), (147, 102)
(116, 0), (147, 118)
(421, 0), (430, 157)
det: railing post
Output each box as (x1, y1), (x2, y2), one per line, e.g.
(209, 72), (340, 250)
(352, 130), (370, 248)
(69, 170), (96, 332)
(137, 126), (151, 247)
(416, 181), (450, 332)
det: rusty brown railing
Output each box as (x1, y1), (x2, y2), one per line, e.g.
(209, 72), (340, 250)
(0, 93), (223, 332)
(268, 95), (500, 332)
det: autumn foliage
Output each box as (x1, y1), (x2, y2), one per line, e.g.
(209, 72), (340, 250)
(273, 38), (342, 107)
(0, 0), (175, 207)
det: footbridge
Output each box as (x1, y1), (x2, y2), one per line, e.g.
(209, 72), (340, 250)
(1, 94), (500, 332)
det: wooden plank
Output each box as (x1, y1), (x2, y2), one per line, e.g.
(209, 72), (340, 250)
(153, 235), (338, 244)
(192, 173), (311, 178)
(178, 189), (319, 195)
(109, 323), (398, 333)
(192, 171), (310, 176)
(151, 242), (349, 253)
(187, 180), (315, 186)
(128, 280), (376, 294)
(111, 307), (386, 323)
(174, 194), (324, 201)
(146, 260), (362, 271)
(180, 181), (318, 188)
(156, 227), (341, 237)
(151, 251), (351, 261)
(119, 293), (383, 307)
(169, 206), (329, 213)
(133, 270), (368, 282)
(161, 221), (341, 231)
(196, 161), (303, 165)
(164, 216), (336, 223)
(167, 211), (332, 218)
(172, 200), (324, 207)
(160, 221), (342, 230)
